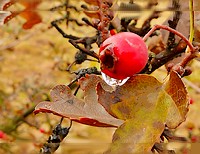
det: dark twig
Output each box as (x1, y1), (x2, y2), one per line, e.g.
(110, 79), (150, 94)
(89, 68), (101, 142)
(128, 11), (160, 37)
(152, 143), (176, 154)
(49, 2), (68, 11)
(82, 17), (98, 29)
(69, 39), (99, 60)
(142, 40), (187, 74)
(51, 21), (79, 40)
(51, 18), (99, 60)
(49, 0), (78, 12)
(68, 67), (101, 87)
(167, 0), (181, 48)
(162, 129), (188, 142)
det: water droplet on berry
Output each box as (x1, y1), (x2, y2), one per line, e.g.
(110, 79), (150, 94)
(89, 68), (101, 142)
(101, 72), (129, 86)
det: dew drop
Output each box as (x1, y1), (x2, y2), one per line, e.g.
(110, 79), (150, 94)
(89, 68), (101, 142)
(101, 72), (129, 86)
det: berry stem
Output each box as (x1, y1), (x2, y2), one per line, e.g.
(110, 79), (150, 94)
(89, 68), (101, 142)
(179, 51), (197, 68)
(143, 25), (195, 52)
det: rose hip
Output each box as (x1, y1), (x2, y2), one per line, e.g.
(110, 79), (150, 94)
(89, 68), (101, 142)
(99, 32), (148, 80)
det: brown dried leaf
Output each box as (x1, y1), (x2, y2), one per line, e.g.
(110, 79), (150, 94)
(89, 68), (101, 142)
(165, 71), (189, 128)
(34, 74), (123, 127)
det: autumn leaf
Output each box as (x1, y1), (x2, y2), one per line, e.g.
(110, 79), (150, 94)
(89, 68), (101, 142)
(97, 75), (164, 120)
(34, 72), (189, 153)
(19, 10), (42, 29)
(0, 11), (12, 26)
(165, 71), (189, 129)
(0, 0), (14, 10)
(106, 90), (172, 153)
(0, 0), (42, 29)
(97, 74), (173, 153)
(34, 74), (123, 127)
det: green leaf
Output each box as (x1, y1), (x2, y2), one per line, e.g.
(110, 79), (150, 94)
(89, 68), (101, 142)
(105, 89), (173, 154)
(97, 74), (174, 153)
(97, 74), (165, 120)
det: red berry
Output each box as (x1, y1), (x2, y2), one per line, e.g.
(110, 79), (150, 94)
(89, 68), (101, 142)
(191, 136), (198, 142)
(0, 130), (6, 139)
(109, 29), (117, 36)
(186, 122), (195, 131)
(99, 32), (148, 80)
(189, 98), (194, 105)
(39, 128), (46, 134)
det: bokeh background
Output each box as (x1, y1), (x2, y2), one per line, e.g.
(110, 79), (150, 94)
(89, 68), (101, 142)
(0, 0), (200, 153)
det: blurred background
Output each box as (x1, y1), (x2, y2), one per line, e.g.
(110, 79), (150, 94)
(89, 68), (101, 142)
(0, 0), (200, 153)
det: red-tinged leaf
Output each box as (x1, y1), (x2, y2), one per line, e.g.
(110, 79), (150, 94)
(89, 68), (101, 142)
(0, 0), (14, 10)
(1, 11), (42, 29)
(73, 117), (116, 127)
(165, 71), (189, 128)
(34, 75), (123, 127)
(19, 10), (42, 29)
(0, 1), (14, 25)
(0, 11), (12, 25)
(16, 0), (42, 29)
(1, 0), (42, 29)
